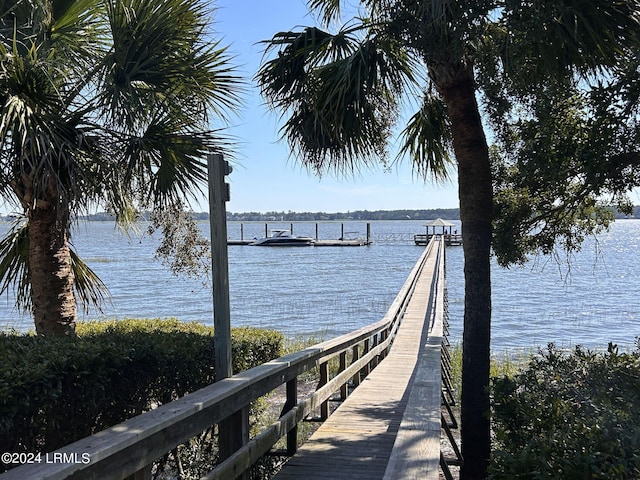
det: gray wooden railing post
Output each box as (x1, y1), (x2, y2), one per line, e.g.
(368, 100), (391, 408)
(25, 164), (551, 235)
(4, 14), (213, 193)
(371, 334), (379, 369)
(208, 153), (249, 469)
(362, 338), (371, 377)
(339, 352), (348, 400)
(319, 361), (329, 420)
(283, 378), (298, 454)
(379, 329), (388, 361)
(352, 344), (361, 387)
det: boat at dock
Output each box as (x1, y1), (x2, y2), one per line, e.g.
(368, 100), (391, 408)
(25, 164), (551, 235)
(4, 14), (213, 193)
(252, 229), (314, 247)
(226, 222), (373, 247)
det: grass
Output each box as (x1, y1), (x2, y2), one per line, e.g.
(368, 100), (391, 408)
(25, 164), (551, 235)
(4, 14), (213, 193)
(281, 334), (327, 354)
(447, 342), (533, 400)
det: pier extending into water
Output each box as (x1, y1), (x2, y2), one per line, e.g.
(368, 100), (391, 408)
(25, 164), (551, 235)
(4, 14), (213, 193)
(227, 222), (373, 246)
(227, 221), (464, 246)
(0, 236), (459, 480)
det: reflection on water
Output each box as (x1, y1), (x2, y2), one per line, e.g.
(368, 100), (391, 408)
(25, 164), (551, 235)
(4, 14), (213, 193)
(1, 219), (638, 352)
(446, 219), (640, 351)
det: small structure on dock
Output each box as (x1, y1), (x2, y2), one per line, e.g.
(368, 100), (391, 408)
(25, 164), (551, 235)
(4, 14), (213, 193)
(414, 218), (462, 246)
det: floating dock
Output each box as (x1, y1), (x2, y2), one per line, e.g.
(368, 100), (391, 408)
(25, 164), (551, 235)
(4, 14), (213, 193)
(227, 238), (371, 247)
(314, 238), (370, 247)
(227, 239), (254, 246)
(227, 222), (372, 247)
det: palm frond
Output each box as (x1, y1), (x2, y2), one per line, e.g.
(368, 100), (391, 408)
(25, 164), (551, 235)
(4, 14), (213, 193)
(0, 216), (31, 313)
(102, 0), (243, 130)
(188, 39), (245, 124)
(397, 93), (454, 182)
(259, 23), (418, 175)
(0, 1), (49, 50)
(282, 92), (392, 175)
(115, 110), (234, 208)
(0, 30), (103, 212)
(50, 0), (106, 67)
(70, 247), (110, 315)
(258, 26), (360, 110)
(308, 0), (344, 26)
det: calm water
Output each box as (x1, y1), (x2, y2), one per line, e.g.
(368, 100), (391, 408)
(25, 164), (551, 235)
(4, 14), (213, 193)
(1, 220), (638, 352)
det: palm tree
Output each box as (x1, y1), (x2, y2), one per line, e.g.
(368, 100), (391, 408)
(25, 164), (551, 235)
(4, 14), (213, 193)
(257, 1), (640, 478)
(0, 0), (242, 336)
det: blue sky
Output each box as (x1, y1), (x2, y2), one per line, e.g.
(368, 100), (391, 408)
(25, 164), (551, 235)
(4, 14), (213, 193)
(208, 0), (461, 214)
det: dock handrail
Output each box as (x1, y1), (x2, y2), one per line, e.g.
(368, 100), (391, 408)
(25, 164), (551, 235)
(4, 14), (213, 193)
(0, 239), (441, 480)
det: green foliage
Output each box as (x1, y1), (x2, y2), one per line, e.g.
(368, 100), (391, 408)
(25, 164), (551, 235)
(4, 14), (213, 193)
(0, 319), (282, 464)
(146, 201), (211, 281)
(448, 343), (530, 404)
(490, 81), (631, 266)
(0, 0), (243, 328)
(257, 20), (419, 176)
(491, 343), (640, 479)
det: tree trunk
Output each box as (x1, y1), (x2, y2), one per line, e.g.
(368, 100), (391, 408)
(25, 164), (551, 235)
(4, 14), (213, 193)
(29, 204), (77, 336)
(442, 74), (492, 480)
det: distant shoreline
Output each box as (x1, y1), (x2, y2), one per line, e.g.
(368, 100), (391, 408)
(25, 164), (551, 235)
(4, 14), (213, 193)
(0, 208), (461, 223)
(223, 208), (461, 222)
(2, 205), (640, 223)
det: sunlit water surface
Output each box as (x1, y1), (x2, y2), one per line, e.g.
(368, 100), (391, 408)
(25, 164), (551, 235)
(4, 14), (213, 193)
(1, 219), (638, 352)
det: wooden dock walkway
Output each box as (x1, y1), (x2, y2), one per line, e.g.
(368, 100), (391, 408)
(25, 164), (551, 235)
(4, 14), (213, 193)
(0, 238), (451, 480)
(275, 238), (445, 480)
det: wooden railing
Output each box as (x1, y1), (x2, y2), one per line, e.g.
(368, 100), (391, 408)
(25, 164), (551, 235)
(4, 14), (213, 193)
(0, 239), (441, 480)
(414, 233), (463, 246)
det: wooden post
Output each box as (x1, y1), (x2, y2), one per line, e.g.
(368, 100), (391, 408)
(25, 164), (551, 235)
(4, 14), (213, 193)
(379, 329), (388, 361)
(340, 352), (348, 400)
(208, 153), (232, 382)
(315, 223), (319, 241)
(319, 362), (329, 420)
(366, 223), (371, 244)
(352, 345), (361, 387)
(283, 378), (298, 454)
(240, 223), (244, 241)
(208, 153), (249, 466)
(362, 338), (370, 377)
(125, 467), (151, 480)
(371, 334), (379, 369)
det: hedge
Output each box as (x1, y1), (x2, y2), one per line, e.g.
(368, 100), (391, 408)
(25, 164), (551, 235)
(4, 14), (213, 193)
(0, 318), (282, 464)
(491, 343), (640, 479)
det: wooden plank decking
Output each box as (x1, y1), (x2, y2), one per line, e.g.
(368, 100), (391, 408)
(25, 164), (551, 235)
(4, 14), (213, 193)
(274, 240), (443, 480)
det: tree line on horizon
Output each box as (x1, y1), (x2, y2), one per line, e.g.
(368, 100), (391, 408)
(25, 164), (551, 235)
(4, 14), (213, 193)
(5, 204), (640, 223)
(0, 208), (460, 222)
(228, 205), (640, 221)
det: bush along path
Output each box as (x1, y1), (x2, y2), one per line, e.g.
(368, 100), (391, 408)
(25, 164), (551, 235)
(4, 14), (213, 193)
(0, 318), (283, 474)
(491, 343), (640, 479)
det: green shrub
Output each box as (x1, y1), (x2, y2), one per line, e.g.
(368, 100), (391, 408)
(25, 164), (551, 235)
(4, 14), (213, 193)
(0, 318), (282, 465)
(490, 343), (640, 479)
